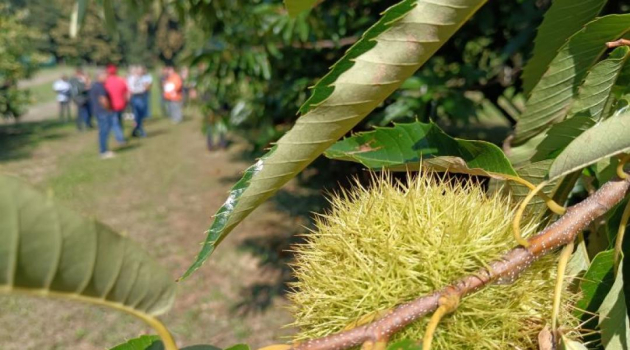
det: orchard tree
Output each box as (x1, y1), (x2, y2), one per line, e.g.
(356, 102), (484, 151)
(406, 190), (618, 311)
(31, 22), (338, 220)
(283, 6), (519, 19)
(0, 4), (43, 119)
(3, 0), (630, 350)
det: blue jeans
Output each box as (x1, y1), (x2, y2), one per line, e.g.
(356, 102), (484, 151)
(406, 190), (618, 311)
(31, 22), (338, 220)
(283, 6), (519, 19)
(145, 91), (152, 118)
(76, 102), (93, 130)
(112, 111), (125, 143)
(130, 94), (148, 137)
(96, 112), (114, 154)
(166, 100), (183, 123)
(59, 101), (71, 122)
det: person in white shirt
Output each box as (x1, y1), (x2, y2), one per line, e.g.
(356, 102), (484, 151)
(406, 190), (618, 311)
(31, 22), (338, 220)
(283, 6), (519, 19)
(53, 75), (72, 122)
(127, 66), (152, 137)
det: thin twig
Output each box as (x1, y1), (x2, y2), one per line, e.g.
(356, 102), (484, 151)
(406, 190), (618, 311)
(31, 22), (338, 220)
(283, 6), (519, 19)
(290, 175), (630, 350)
(606, 39), (630, 48)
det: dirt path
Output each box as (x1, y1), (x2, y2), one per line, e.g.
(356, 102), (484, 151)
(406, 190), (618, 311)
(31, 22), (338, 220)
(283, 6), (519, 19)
(0, 116), (311, 349)
(17, 66), (73, 89)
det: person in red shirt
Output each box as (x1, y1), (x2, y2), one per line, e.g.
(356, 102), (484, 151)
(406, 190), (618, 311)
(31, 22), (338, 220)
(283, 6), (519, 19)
(104, 64), (127, 144)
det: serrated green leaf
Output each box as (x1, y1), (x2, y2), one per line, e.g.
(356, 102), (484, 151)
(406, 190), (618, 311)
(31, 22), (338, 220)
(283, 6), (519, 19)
(0, 175), (176, 321)
(598, 260), (630, 349)
(548, 111), (630, 180)
(532, 116), (597, 162)
(521, 0), (606, 94)
(575, 250), (615, 319)
(514, 47), (630, 165)
(386, 338), (422, 350)
(532, 47), (630, 162)
(183, 0), (488, 279)
(568, 47), (630, 120)
(514, 15), (630, 143)
(284, 0), (319, 17)
(324, 121), (517, 178)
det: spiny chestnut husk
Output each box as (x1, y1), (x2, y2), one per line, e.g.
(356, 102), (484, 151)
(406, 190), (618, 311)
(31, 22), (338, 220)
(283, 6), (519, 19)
(288, 173), (580, 349)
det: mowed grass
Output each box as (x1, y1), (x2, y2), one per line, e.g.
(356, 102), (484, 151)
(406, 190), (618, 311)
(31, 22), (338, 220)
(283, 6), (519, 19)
(0, 113), (301, 349)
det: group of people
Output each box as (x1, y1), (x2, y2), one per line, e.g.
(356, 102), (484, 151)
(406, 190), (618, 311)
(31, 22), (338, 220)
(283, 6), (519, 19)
(53, 65), (185, 159)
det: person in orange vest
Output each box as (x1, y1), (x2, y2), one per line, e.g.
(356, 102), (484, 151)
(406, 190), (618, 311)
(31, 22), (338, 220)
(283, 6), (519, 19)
(162, 66), (183, 124)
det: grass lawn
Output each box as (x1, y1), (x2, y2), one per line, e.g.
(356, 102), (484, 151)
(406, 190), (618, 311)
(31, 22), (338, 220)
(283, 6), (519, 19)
(0, 113), (314, 349)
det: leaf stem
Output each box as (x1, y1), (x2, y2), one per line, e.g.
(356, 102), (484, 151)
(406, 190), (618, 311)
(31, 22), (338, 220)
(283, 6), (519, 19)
(422, 294), (459, 350)
(2, 287), (179, 350)
(504, 175), (566, 215)
(606, 38), (630, 48)
(512, 180), (550, 247)
(614, 197), (630, 273)
(551, 240), (573, 333)
(134, 313), (179, 350)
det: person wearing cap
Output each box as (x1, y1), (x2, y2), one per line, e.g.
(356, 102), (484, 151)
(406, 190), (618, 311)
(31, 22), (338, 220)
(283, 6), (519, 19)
(104, 64), (127, 144)
(90, 69), (116, 159)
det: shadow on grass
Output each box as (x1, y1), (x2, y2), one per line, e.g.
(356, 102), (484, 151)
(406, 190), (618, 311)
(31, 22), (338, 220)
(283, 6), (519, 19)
(114, 143), (141, 154)
(0, 119), (73, 161)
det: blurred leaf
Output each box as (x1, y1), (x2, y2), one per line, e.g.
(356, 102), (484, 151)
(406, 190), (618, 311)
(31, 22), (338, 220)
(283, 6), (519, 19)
(183, 0), (488, 278)
(70, 0), (90, 38)
(575, 250), (615, 319)
(324, 121), (517, 178)
(224, 345), (251, 350)
(110, 335), (222, 350)
(548, 111), (630, 180)
(386, 339), (422, 350)
(110, 336), (162, 350)
(102, 0), (116, 34)
(521, 0), (605, 94)
(284, 0), (319, 18)
(514, 14), (630, 143)
(598, 261), (630, 349)
(0, 175), (176, 320)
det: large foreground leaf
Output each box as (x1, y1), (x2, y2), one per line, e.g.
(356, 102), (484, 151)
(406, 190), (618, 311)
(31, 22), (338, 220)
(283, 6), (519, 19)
(0, 175), (176, 318)
(514, 14), (630, 143)
(548, 111), (630, 180)
(183, 0), (488, 278)
(521, 0), (606, 94)
(284, 0), (319, 17)
(598, 261), (630, 349)
(324, 121), (517, 177)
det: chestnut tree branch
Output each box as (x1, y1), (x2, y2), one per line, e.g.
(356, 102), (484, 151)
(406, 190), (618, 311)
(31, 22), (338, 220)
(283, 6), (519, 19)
(606, 39), (630, 48)
(290, 175), (630, 350)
